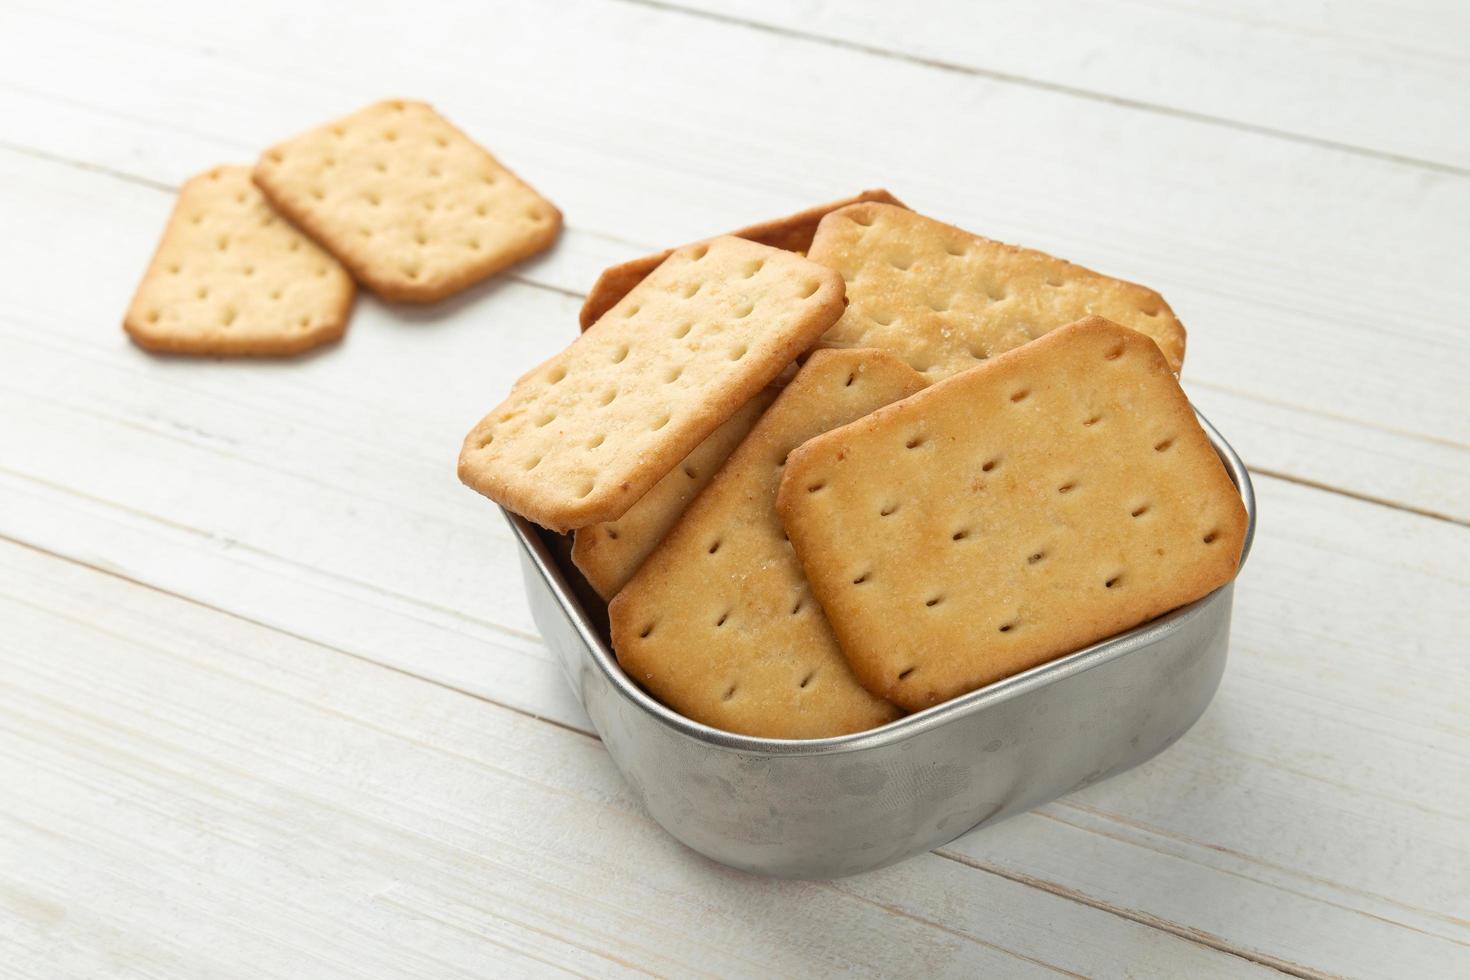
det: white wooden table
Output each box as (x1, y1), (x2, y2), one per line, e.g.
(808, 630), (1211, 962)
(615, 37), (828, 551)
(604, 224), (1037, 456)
(2, 2), (1466, 976)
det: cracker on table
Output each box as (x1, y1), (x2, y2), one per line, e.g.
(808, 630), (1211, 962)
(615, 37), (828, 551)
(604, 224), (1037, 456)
(578, 189), (904, 329)
(254, 99), (561, 303)
(458, 236), (845, 533)
(123, 165), (354, 356)
(809, 203), (1186, 377)
(610, 349), (924, 738)
(777, 317), (1244, 711)
(572, 388), (777, 599)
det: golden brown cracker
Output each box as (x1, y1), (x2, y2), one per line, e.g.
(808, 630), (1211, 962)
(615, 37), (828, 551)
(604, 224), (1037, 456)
(123, 165), (353, 356)
(572, 388), (777, 599)
(610, 349), (925, 738)
(578, 189), (904, 329)
(809, 203), (1186, 377)
(778, 317), (1244, 711)
(458, 237), (844, 533)
(254, 99), (560, 303)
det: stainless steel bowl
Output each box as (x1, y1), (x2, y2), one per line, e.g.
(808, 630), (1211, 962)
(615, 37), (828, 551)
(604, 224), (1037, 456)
(506, 412), (1255, 879)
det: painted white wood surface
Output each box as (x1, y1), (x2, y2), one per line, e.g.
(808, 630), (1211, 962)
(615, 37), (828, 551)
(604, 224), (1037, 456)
(671, 0), (1470, 171)
(1, 1), (1467, 977)
(1, 540), (1286, 979)
(3, 0), (1469, 520)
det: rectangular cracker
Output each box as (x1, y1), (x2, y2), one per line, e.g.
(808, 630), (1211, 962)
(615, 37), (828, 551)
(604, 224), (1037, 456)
(777, 317), (1246, 712)
(123, 165), (354, 356)
(254, 99), (561, 303)
(458, 236), (845, 532)
(572, 387), (777, 599)
(578, 189), (904, 329)
(809, 202), (1186, 379)
(609, 349), (925, 739)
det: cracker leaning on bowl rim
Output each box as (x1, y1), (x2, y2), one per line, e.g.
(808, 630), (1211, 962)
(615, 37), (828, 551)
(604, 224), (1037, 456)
(458, 235), (846, 533)
(777, 316), (1244, 711)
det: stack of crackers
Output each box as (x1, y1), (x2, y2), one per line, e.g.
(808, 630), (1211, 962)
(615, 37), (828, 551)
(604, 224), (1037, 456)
(461, 193), (1248, 740)
(124, 100), (561, 355)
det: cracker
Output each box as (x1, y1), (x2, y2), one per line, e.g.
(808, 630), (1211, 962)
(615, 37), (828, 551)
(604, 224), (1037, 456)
(253, 99), (561, 303)
(572, 388), (776, 599)
(777, 317), (1245, 711)
(809, 203), (1186, 377)
(123, 165), (354, 356)
(609, 349), (925, 738)
(578, 189), (904, 329)
(458, 236), (845, 533)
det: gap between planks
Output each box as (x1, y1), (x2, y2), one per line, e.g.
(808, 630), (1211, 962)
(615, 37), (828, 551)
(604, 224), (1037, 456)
(817, 883), (1088, 980)
(0, 528), (598, 747)
(610, 0), (1470, 180)
(0, 458), (546, 649)
(1248, 466), (1465, 528)
(0, 527), (1343, 975)
(935, 851), (1335, 980)
(0, 140), (1454, 531)
(1187, 378), (1469, 456)
(1040, 803), (1470, 937)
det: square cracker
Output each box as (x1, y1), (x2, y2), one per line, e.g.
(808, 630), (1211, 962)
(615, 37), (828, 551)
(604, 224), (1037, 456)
(777, 317), (1245, 711)
(809, 203), (1186, 378)
(253, 99), (561, 303)
(578, 189), (905, 329)
(610, 349), (924, 739)
(123, 165), (354, 356)
(458, 236), (845, 533)
(572, 388), (777, 599)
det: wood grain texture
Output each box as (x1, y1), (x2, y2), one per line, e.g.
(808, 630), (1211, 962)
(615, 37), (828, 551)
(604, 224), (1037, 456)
(1, 0), (1463, 520)
(0, 540), (1284, 979)
(0, 1), (1467, 975)
(4, 285), (1467, 974)
(666, 0), (1470, 171)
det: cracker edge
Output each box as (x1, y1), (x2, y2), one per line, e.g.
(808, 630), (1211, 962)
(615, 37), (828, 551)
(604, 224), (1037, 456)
(458, 238), (848, 532)
(775, 317), (1244, 708)
(810, 202), (1187, 373)
(577, 188), (906, 330)
(252, 99), (563, 304)
(122, 165), (355, 357)
(570, 387), (778, 600)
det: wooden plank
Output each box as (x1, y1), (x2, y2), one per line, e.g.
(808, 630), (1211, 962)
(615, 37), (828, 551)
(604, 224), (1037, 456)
(0, 539), (1280, 979)
(4, 352), (1469, 975)
(1187, 382), (1468, 525)
(0, 1), (1467, 518)
(662, 0), (1470, 171)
